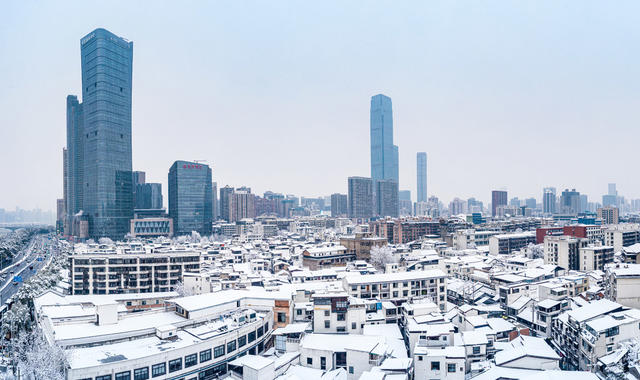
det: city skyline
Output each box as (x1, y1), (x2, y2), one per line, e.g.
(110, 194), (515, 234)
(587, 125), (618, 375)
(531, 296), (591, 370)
(3, 1), (640, 211)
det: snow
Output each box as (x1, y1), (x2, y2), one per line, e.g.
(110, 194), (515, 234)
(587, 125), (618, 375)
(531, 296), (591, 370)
(494, 335), (560, 366)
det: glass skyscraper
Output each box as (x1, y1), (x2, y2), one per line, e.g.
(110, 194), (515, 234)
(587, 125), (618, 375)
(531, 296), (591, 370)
(348, 176), (373, 219)
(417, 152), (427, 202)
(168, 161), (213, 236)
(79, 28), (134, 239)
(65, 95), (84, 219)
(370, 94), (399, 185)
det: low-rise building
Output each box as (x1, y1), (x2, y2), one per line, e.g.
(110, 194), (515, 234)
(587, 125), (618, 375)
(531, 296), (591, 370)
(604, 263), (640, 309)
(343, 270), (448, 311)
(489, 232), (536, 255)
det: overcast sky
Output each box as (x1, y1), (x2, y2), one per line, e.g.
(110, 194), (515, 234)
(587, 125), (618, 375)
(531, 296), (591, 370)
(1, 1), (639, 211)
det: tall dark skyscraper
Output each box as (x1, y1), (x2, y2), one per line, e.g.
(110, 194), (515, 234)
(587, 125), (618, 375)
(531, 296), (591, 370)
(168, 161), (213, 236)
(491, 190), (508, 217)
(348, 177), (373, 219)
(212, 182), (218, 220)
(135, 183), (163, 210)
(543, 187), (556, 214)
(79, 28), (134, 239)
(330, 193), (348, 217)
(417, 152), (427, 202)
(370, 94), (399, 186)
(376, 179), (399, 217)
(64, 95), (84, 221)
(560, 189), (581, 214)
(220, 186), (235, 222)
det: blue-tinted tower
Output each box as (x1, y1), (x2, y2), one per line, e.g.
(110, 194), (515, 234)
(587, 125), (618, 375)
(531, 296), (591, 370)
(417, 152), (427, 202)
(168, 161), (213, 236)
(370, 94), (399, 186)
(80, 28), (134, 240)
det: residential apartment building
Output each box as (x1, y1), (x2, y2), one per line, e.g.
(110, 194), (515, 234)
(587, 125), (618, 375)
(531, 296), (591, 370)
(544, 236), (588, 270)
(604, 224), (640, 252)
(604, 263), (640, 309)
(69, 249), (201, 294)
(302, 244), (354, 270)
(343, 270), (447, 311)
(488, 232), (536, 255)
(580, 244), (614, 271)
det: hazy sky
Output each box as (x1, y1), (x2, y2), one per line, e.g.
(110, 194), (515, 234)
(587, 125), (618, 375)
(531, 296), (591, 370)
(1, 1), (639, 211)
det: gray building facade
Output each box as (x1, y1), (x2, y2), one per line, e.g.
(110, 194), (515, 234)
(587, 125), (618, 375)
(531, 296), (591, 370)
(330, 193), (348, 217)
(376, 180), (399, 217)
(348, 177), (373, 219)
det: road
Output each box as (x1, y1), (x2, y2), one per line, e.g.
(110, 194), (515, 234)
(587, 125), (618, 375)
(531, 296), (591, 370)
(0, 234), (54, 305)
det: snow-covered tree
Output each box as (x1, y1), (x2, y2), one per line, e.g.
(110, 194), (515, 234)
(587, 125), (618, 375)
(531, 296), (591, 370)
(8, 327), (66, 380)
(173, 281), (195, 297)
(98, 237), (114, 245)
(370, 245), (397, 270)
(190, 231), (202, 243)
(526, 243), (544, 259)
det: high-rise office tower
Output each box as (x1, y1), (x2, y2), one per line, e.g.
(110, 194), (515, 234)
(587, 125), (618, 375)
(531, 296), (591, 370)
(608, 183), (617, 196)
(64, 95), (84, 222)
(168, 161), (213, 236)
(231, 189), (256, 222)
(560, 189), (581, 214)
(370, 94), (399, 186)
(376, 179), (399, 217)
(212, 182), (218, 220)
(330, 193), (348, 217)
(417, 152), (427, 202)
(135, 183), (163, 210)
(525, 198), (537, 210)
(220, 186), (235, 222)
(491, 190), (508, 217)
(348, 177), (373, 219)
(543, 187), (556, 214)
(80, 28), (134, 239)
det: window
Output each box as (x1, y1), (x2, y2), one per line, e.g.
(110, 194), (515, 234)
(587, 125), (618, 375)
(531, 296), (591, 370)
(115, 372), (130, 380)
(214, 344), (225, 358)
(352, 322), (357, 330)
(200, 349), (211, 362)
(257, 326), (264, 337)
(431, 361), (440, 371)
(448, 363), (456, 373)
(349, 366), (354, 374)
(418, 356), (423, 361)
(277, 312), (286, 323)
(296, 309), (302, 315)
(307, 357), (313, 365)
(320, 357), (326, 370)
(473, 346), (481, 355)
(133, 367), (149, 380)
(238, 335), (247, 347)
(185, 354), (197, 368)
(337, 313), (345, 321)
(96, 376), (112, 380)
(324, 310), (330, 316)
(324, 321), (330, 329)
(248, 331), (256, 342)
(151, 363), (166, 377)
(227, 340), (237, 353)
(169, 358), (182, 372)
